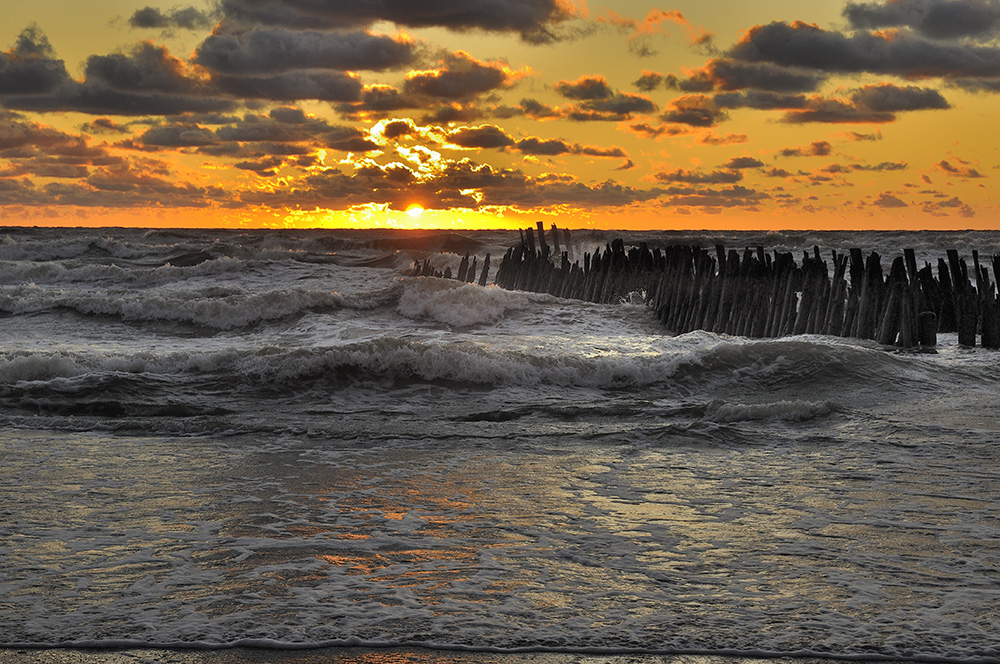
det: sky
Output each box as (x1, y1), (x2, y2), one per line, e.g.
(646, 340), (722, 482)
(1, 0), (998, 230)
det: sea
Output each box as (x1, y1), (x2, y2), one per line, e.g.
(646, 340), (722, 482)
(2, 227), (1000, 664)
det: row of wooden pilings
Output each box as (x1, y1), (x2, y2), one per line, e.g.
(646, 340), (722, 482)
(491, 222), (1000, 349)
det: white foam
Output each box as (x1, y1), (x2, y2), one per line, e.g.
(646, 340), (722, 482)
(705, 398), (839, 423)
(397, 277), (532, 327)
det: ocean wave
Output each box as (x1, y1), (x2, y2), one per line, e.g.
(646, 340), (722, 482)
(0, 255), (248, 286)
(705, 398), (842, 423)
(397, 277), (540, 327)
(0, 331), (952, 394)
(0, 281), (401, 329)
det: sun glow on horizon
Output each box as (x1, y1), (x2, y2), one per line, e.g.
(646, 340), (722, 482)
(405, 205), (425, 218)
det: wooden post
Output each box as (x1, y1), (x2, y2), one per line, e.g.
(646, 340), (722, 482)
(918, 311), (938, 347)
(479, 253), (491, 286)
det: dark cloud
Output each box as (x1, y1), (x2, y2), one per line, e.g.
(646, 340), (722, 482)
(852, 83), (950, 111)
(937, 158), (985, 177)
(404, 51), (523, 100)
(513, 87), (655, 122)
(577, 145), (628, 158)
(542, 75), (656, 120)
(139, 123), (218, 147)
(81, 118), (132, 134)
(725, 156), (765, 169)
(0, 26), (71, 95)
(555, 76), (615, 100)
(634, 70), (665, 92)
(84, 42), (204, 94)
(566, 93), (656, 121)
(336, 85), (419, 119)
(129, 6), (218, 31)
(779, 140), (833, 157)
(662, 184), (770, 208)
(922, 194), (975, 217)
(850, 161), (907, 171)
(844, 0), (1000, 40)
(195, 29), (417, 75)
(7, 84), (234, 116)
(2, 33), (235, 116)
(730, 20), (1000, 80)
(661, 95), (727, 127)
(679, 59), (823, 93)
(212, 70), (362, 101)
(783, 84), (949, 123)
(713, 90), (808, 110)
(698, 132), (749, 145)
(421, 103), (485, 124)
(873, 191), (908, 207)
(448, 124), (516, 149)
(654, 168), (743, 184)
(134, 110), (379, 153)
(516, 136), (572, 155)
(844, 130), (882, 141)
(514, 136), (627, 158)
(217, 0), (580, 44)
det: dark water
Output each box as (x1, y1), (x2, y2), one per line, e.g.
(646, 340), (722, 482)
(1, 228), (999, 662)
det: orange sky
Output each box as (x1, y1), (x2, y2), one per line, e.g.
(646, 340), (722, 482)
(1, 0), (998, 230)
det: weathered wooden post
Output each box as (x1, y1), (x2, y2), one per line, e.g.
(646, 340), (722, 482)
(918, 311), (938, 347)
(479, 253), (491, 287)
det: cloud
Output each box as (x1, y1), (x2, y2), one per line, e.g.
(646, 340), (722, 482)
(134, 109), (381, 155)
(730, 19), (1000, 80)
(515, 76), (656, 122)
(195, 28), (417, 75)
(129, 6), (218, 31)
(139, 123), (218, 147)
(848, 160), (907, 171)
(239, 156), (664, 211)
(783, 83), (949, 123)
(555, 75), (615, 100)
(1, 32), (236, 115)
(662, 184), (770, 209)
(844, 0), (1000, 40)
(404, 51), (528, 100)
(547, 75), (657, 120)
(336, 85), (419, 119)
(922, 194), (975, 217)
(937, 158), (985, 177)
(448, 124), (516, 149)
(81, 118), (132, 134)
(217, 0), (580, 44)
(0, 26), (72, 95)
(514, 136), (628, 158)
(873, 191), (908, 207)
(654, 168), (743, 184)
(679, 59), (823, 93)
(713, 90), (808, 110)
(211, 70), (363, 101)
(634, 70), (665, 91)
(598, 8), (714, 54)
(661, 94), (727, 126)
(698, 132), (749, 145)
(725, 156), (765, 169)
(779, 140), (833, 157)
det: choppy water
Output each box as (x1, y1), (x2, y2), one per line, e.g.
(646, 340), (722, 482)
(2, 227), (1000, 662)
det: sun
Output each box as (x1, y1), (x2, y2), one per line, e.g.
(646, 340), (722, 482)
(405, 204), (425, 218)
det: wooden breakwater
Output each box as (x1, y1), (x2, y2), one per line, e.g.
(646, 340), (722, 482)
(490, 222), (1000, 349)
